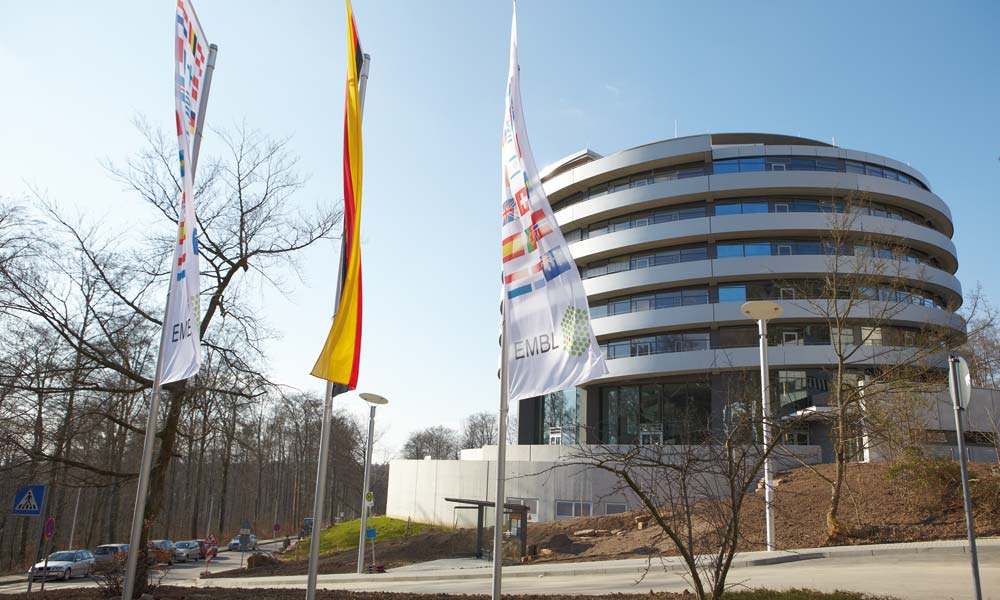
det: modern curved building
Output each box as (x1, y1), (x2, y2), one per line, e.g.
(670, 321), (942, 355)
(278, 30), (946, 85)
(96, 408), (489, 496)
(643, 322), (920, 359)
(517, 133), (966, 457)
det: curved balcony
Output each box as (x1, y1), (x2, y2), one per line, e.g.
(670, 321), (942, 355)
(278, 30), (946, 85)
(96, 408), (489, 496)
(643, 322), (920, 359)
(591, 300), (966, 340)
(553, 171), (952, 235)
(594, 344), (943, 383)
(581, 254), (963, 308)
(569, 212), (957, 272)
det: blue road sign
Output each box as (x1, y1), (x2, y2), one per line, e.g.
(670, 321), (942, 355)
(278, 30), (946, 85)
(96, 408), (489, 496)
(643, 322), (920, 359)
(366, 527), (376, 540)
(12, 484), (46, 516)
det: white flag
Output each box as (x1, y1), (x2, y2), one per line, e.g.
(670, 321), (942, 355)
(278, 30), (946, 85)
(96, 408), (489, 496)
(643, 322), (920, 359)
(500, 6), (607, 402)
(161, 0), (208, 384)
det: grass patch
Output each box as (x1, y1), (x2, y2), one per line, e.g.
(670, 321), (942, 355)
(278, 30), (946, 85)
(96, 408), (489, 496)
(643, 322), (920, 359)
(296, 516), (436, 555)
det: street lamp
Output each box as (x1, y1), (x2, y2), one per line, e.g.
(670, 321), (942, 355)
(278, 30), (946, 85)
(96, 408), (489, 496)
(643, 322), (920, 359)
(357, 392), (388, 574)
(740, 300), (783, 552)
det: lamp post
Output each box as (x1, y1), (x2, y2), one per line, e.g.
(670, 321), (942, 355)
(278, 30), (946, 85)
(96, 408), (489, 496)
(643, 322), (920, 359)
(740, 300), (784, 552)
(357, 392), (388, 574)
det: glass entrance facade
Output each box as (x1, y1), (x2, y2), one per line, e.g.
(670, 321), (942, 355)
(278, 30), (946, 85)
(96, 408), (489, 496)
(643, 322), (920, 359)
(598, 380), (711, 444)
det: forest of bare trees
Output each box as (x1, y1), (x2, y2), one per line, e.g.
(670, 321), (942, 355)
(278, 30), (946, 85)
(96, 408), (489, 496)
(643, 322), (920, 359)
(0, 122), (387, 573)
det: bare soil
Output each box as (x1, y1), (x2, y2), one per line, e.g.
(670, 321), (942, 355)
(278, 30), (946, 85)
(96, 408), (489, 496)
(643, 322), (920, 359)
(214, 462), (1000, 577)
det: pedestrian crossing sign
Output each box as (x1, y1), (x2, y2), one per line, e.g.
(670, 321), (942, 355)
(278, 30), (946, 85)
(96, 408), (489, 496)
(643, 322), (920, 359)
(12, 484), (46, 516)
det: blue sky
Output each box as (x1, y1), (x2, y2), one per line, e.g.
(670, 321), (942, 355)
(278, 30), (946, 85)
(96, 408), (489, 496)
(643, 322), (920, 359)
(1, 1), (998, 456)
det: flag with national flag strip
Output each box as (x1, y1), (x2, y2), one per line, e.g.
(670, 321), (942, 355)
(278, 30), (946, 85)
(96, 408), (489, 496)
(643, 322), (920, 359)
(160, 0), (208, 385)
(499, 3), (606, 402)
(312, 0), (366, 388)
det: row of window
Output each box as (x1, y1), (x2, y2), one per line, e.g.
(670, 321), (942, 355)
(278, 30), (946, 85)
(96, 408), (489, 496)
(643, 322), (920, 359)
(563, 196), (935, 244)
(598, 324), (926, 360)
(588, 280), (947, 319)
(551, 156), (928, 212)
(506, 497), (629, 523)
(711, 156), (926, 190)
(716, 240), (937, 267)
(581, 239), (940, 279)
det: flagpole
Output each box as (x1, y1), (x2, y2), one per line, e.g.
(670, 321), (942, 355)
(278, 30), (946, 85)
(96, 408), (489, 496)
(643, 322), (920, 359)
(305, 52), (370, 600)
(121, 42), (219, 600)
(192, 44), (219, 179)
(491, 302), (510, 600)
(121, 305), (171, 600)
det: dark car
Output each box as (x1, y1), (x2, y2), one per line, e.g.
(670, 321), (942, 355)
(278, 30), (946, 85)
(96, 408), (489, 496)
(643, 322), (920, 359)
(93, 544), (128, 566)
(194, 539), (217, 559)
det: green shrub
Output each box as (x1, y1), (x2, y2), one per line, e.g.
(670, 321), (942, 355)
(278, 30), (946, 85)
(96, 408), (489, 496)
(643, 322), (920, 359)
(886, 447), (962, 511)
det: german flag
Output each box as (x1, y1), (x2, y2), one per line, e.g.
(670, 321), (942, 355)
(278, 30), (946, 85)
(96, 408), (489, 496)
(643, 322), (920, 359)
(311, 0), (365, 388)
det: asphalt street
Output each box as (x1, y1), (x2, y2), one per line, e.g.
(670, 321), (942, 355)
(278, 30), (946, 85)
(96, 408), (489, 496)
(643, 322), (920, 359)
(200, 552), (999, 600)
(0, 541), (994, 599)
(0, 538), (285, 595)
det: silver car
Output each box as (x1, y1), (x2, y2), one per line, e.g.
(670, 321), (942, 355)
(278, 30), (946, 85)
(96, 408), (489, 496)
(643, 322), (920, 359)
(29, 550), (95, 580)
(173, 540), (200, 562)
(93, 544), (128, 566)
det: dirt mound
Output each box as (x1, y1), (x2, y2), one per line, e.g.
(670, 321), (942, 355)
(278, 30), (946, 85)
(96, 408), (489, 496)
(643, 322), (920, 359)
(537, 532), (572, 549)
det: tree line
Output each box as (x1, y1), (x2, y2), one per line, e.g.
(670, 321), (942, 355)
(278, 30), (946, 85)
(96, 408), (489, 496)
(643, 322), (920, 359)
(0, 121), (388, 578)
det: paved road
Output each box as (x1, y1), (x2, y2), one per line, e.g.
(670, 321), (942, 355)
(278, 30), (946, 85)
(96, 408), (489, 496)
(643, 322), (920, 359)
(196, 548), (1000, 600)
(0, 538), (285, 595)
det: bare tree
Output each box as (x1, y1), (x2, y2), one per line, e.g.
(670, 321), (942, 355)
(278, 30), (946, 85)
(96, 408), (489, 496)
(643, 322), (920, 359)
(460, 411), (498, 449)
(564, 393), (801, 600)
(402, 425), (460, 460)
(783, 194), (961, 541)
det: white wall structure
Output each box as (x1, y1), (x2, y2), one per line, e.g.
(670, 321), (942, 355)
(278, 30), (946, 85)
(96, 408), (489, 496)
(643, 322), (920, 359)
(387, 443), (823, 527)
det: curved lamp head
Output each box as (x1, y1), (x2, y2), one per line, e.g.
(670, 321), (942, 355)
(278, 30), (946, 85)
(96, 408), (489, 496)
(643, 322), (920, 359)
(359, 392), (389, 406)
(740, 300), (784, 322)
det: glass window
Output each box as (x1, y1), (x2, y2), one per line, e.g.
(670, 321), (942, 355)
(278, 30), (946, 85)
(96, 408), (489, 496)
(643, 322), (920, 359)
(718, 327), (756, 348)
(656, 291), (682, 309)
(640, 384), (660, 424)
(589, 303), (607, 319)
(609, 177), (630, 192)
(713, 159), (740, 174)
(742, 202), (768, 214)
(655, 250), (681, 265)
(717, 243), (744, 258)
(865, 165), (884, 178)
(845, 161), (866, 174)
(719, 285), (747, 303)
(681, 247), (708, 261)
(678, 166), (705, 179)
(816, 159), (842, 172)
(739, 157), (765, 172)
(790, 157), (816, 171)
(682, 289), (710, 305)
(715, 203), (742, 216)
(744, 242), (771, 256)
(589, 183), (608, 198)
(555, 501), (575, 519)
(605, 502), (628, 515)
(678, 207), (708, 219)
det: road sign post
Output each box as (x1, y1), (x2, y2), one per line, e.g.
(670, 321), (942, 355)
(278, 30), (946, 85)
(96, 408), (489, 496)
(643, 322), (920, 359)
(949, 355), (982, 600)
(17, 484), (49, 594)
(204, 533), (217, 576)
(39, 518), (55, 592)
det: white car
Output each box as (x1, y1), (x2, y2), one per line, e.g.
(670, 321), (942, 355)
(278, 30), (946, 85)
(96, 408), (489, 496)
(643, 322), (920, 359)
(29, 550), (95, 580)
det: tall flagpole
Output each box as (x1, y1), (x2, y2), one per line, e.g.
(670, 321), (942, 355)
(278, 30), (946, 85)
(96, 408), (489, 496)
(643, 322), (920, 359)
(491, 302), (510, 600)
(305, 53), (370, 600)
(121, 42), (219, 600)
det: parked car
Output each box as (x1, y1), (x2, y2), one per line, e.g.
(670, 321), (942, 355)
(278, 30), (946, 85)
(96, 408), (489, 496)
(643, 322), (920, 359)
(29, 550), (95, 581)
(148, 540), (176, 565)
(194, 539), (217, 559)
(93, 544), (128, 566)
(173, 541), (200, 562)
(226, 534), (257, 551)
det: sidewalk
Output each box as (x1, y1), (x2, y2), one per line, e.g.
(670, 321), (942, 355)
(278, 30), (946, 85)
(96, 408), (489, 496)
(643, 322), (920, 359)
(198, 537), (1000, 588)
